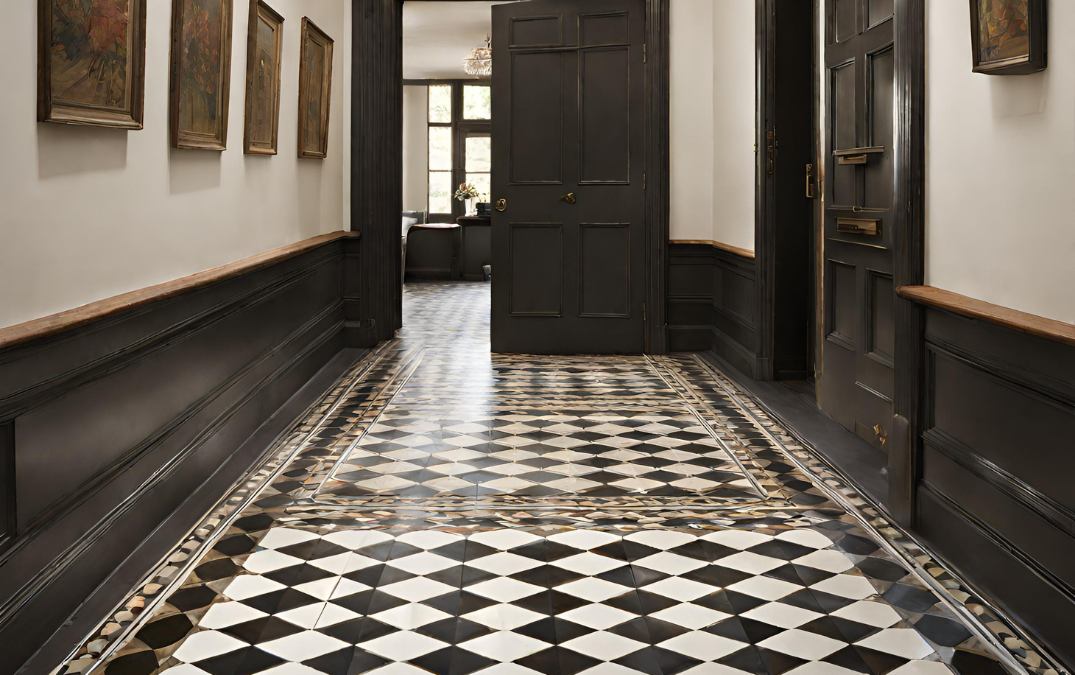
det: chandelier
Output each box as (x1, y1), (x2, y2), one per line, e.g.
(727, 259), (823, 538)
(464, 36), (492, 77)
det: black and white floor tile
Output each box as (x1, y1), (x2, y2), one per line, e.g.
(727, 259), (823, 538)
(55, 283), (1059, 675)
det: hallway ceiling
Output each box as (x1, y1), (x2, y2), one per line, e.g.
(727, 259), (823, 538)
(403, 1), (515, 79)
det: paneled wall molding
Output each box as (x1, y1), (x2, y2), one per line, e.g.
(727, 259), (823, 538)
(900, 284), (1075, 348)
(0, 233), (365, 673)
(668, 239), (756, 260)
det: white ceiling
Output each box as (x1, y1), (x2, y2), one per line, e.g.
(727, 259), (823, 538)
(403, 1), (516, 80)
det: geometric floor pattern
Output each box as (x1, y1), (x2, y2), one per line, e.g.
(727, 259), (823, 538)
(54, 283), (1057, 675)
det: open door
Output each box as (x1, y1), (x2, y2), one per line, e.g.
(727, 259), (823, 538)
(490, 0), (646, 354)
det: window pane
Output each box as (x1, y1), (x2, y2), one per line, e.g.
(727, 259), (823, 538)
(429, 171), (452, 215)
(428, 127), (452, 171)
(428, 84), (451, 123)
(463, 85), (491, 120)
(465, 136), (491, 172)
(467, 173), (491, 202)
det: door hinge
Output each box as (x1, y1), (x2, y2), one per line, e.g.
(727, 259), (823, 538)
(642, 42), (647, 63)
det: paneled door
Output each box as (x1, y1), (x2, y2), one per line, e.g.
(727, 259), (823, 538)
(490, 0), (646, 353)
(819, 0), (896, 450)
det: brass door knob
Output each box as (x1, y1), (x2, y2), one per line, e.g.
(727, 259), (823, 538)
(495, 198), (507, 212)
(560, 192), (576, 204)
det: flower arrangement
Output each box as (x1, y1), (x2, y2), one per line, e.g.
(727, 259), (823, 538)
(454, 183), (480, 202)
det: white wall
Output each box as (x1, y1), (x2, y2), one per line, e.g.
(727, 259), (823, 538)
(0, 1), (350, 330)
(926, 1), (1075, 323)
(670, 0), (756, 250)
(403, 85), (429, 213)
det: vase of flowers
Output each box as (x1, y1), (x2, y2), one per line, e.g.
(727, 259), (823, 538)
(454, 182), (480, 216)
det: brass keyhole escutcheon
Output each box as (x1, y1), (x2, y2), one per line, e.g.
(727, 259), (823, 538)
(873, 424), (888, 447)
(561, 192), (576, 205)
(495, 198), (507, 212)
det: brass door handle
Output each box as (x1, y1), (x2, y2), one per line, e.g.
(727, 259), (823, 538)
(560, 192), (576, 205)
(495, 198), (507, 212)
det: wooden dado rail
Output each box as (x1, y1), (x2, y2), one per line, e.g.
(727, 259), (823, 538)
(899, 285), (1075, 348)
(670, 239), (756, 260)
(0, 231), (360, 351)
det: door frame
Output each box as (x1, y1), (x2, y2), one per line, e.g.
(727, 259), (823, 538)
(753, 0), (925, 524)
(350, 0), (670, 353)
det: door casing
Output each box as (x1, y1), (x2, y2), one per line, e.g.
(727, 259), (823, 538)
(350, 0), (670, 353)
(753, 0), (925, 524)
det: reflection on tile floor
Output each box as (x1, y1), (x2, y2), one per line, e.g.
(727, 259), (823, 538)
(55, 283), (1057, 675)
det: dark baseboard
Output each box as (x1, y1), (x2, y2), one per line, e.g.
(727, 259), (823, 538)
(0, 235), (367, 673)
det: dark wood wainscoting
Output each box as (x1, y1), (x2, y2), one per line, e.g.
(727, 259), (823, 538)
(903, 287), (1075, 668)
(668, 242), (759, 375)
(0, 232), (365, 673)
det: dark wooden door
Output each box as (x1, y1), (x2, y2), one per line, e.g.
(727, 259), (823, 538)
(819, 0), (896, 450)
(490, 0), (646, 354)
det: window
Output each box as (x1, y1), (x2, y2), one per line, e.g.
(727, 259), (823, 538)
(425, 81), (492, 219)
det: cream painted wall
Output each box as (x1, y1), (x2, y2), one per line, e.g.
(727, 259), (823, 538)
(403, 85), (429, 213)
(669, 0), (755, 250)
(926, 1), (1075, 323)
(0, 1), (350, 330)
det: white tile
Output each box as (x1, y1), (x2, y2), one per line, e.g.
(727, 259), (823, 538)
(158, 666), (210, 675)
(467, 577), (544, 603)
(657, 631), (747, 661)
(609, 477), (663, 493)
(275, 603), (327, 629)
(784, 663), (863, 674)
(547, 529), (621, 550)
(483, 477), (536, 492)
(633, 552), (708, 575)
(359, 630), (450, 661)
(370, 603), (452, 630)
(242, 550), (304, 574)
(624, 530), (696, 550)
(678, 665), (757, 675)
(793, 550), (855, 574)
(641, 577), (715, 602)
(463, 604), (546, 631)
(713, 551), (785, 575)
(314, 602), (362, 628)
(222, 574), (286, 601)
(558, 604), (635, 630)
(460, 631), (552, 662)
(886, 662), (955, 675)
(172, 631), (248, 663)
(725, 576), (801, 601)
(830, 600), (902, 628)
(258, 528), (319, 550)
(809, 574), (877, 601)
(740, 602), (823, 629)
(758, 628), (846, 660)
(469, 552), (545, 576)
(323, 529), (395, 551)
(648, 603), (730, 630)
(388, 551), (459, 575)
(470, 665), (544, 675)
(774, 529), (834, 550)
(369, 461), (425, 475)
(555, 577), (632, 603)
(468, 529), (542, 551)
(700, 530), (772, 550)
(855, 628), (935, 659)
(197, 601), (268, 629)
(561, 631), (647, 661)
(330, 577), (372, 599)
(293, 577), (342, 601)
(379, 576), (458, 602)
(575, 664), (651, 675)
(553, 552), (626, 576)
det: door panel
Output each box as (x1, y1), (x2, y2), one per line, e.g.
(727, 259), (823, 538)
(492, 0), (645, 354)
(820, 0), (895, 450)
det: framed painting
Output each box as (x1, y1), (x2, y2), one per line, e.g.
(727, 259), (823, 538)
(170, 0), (234, 150)
(243, 0), (284, 155)
(38, 0), (147, 129)
(970, 0), (1046, 75)
(297, 18), (334, 159)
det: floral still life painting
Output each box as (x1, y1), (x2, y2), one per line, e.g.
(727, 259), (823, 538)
(38, 0), (147, 128)
(244, 1), (284, 155)
(297, 18), (333, 159)
(170, 0), (234, 150)
(970, 0), (1046, 74)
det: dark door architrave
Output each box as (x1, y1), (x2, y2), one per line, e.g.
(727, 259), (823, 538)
(753, 0), (924, 524)
(350, 0), (669, 353)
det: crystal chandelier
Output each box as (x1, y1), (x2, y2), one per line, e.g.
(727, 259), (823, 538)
(464, 36), (492, 77)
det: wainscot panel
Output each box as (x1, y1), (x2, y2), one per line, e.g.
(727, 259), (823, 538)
(914, 301), (1075, 668)
(667, 242), (759, 375)
(0, 232), (364, 673)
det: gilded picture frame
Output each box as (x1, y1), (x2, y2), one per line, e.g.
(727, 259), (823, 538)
(170, 0), (235, 150)
(37, 0), (148, 129)
(969, 0), (1046, 75)
(244, 0), (284, 155)
(297, 18), (334, 159)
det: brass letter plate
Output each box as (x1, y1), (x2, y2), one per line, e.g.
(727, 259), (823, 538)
(836, 217), (880, 236)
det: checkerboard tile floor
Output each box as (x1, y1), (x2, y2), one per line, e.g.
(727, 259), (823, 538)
(54, 283), (1053, 675)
